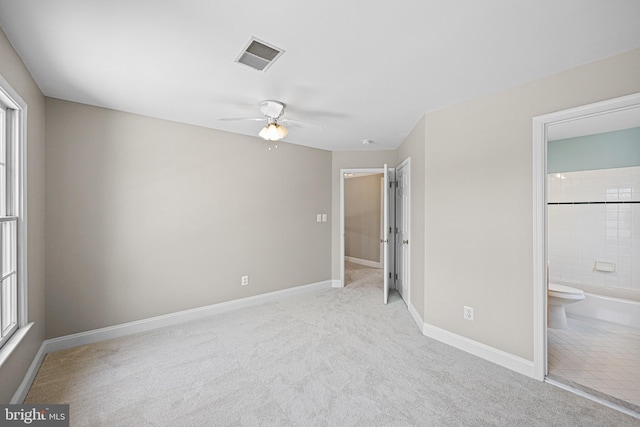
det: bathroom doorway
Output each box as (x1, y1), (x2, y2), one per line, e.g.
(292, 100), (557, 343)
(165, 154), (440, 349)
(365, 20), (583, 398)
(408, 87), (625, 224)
(532, 93), (640, 415)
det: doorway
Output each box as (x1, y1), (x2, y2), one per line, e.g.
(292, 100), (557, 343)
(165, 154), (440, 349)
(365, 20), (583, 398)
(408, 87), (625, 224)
(343, 172), (385, 270)
(339, 159), (411, 307)
(532, 93), (640, 414)
(342, 171), (387, 299)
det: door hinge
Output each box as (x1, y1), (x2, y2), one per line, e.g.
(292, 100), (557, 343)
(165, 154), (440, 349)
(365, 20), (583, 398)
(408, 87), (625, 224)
(389, 273), (392, 279)
(395, 273), (398, 280)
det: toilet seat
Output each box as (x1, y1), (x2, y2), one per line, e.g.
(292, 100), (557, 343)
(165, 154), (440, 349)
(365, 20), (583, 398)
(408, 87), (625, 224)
(548, 283), (585, 329)
(548, 283), (585, 300)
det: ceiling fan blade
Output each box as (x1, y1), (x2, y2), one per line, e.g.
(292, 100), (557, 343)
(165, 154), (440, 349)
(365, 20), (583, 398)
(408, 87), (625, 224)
(281, 118), (323, 131)
(217, 117), (266, 122)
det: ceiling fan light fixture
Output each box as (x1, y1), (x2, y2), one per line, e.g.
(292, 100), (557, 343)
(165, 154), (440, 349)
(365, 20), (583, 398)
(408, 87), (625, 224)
(259, 123), (288, 141)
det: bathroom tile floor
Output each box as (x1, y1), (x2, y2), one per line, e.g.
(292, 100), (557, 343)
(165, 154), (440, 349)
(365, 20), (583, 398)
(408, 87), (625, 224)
(548, 315), (640, 412)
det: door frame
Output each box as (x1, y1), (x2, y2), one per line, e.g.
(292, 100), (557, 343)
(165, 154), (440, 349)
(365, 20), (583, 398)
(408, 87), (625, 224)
(531, 92), (640, 381)
(339, 167), (385, 288)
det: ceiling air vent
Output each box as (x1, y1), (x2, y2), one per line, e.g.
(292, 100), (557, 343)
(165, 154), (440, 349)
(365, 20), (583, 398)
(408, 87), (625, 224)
(235, 37), (284, 72)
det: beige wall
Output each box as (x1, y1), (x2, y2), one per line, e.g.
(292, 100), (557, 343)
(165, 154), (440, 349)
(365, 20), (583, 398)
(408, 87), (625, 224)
(344, 174), (383, 263)
(423, 48), (640, 361)
(45, 98), (332, 338)
(396, 117), (426, 317)
(0, 29), (46, 402)
(331, 151), (396, 280)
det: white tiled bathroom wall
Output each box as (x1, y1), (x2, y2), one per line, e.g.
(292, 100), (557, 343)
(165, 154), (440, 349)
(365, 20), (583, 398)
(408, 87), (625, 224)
(548, 166), (640, 292)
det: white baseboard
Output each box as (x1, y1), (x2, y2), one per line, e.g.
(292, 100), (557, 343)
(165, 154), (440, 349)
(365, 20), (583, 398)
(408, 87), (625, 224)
(345, 256), (382, 269)
(408, 303), (423, 333)
(422, 322), (535, 379)
(10, 341), (46, 404)
(11, 279), (334, 403)
(45, 280), (335, 354)
(331, 279), (342, 288)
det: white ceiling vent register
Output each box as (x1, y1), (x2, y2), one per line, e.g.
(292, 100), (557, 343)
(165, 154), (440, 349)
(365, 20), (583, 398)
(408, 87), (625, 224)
(235, 38), (284, 72)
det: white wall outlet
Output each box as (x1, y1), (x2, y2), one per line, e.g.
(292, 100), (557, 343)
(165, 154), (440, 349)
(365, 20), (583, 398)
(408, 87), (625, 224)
(241, 276), (249, 286)
(316, 214), (322, 222)
(322, 214), (327, 222)
(463, 306), (474, 321)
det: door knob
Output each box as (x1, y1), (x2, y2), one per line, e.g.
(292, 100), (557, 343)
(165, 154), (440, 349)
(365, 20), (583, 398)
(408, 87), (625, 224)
(403, 240), (409, 244)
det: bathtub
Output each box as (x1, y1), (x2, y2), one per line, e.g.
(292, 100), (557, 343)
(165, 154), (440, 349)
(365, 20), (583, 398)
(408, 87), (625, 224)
(564, 292), (640, 329)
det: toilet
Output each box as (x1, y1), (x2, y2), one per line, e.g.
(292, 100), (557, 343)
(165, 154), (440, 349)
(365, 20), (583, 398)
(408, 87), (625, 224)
(548, 283), (585, 329)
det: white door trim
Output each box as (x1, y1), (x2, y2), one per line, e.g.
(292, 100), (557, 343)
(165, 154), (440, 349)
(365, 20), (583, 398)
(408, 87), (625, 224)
(340, 168), (384, 288)
(383, 164), (389, 304)
(531, 92), (640, 381)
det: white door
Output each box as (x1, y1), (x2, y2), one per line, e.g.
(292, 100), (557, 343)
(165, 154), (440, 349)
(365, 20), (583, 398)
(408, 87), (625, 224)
(384, 170), (396, 291)
(396, 161), (410, 303)
(383, 164), (390, 304)
(395, 166), (404, 300)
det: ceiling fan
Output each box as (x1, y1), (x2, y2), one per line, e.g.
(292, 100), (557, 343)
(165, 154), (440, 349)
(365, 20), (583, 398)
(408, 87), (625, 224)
(217, 100), (321, 141)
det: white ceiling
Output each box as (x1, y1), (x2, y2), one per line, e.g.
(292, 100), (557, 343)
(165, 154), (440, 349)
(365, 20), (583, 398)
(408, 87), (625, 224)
(1, 1), (639, 151)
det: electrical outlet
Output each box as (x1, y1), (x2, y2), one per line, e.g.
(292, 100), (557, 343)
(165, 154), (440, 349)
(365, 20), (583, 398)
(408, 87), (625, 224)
(241, 276), (249, 286)
(463, 306), (474, 321)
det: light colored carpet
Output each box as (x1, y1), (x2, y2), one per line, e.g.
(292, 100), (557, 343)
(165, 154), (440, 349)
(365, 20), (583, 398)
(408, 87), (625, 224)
(25, 263), (639, 426)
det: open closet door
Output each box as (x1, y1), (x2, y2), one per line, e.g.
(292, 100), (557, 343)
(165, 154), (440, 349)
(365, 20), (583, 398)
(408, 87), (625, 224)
(383, 163), (390, 304)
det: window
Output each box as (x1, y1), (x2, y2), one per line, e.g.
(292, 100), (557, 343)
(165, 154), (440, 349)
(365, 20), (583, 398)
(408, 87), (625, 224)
(0, 76), (25, 350)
